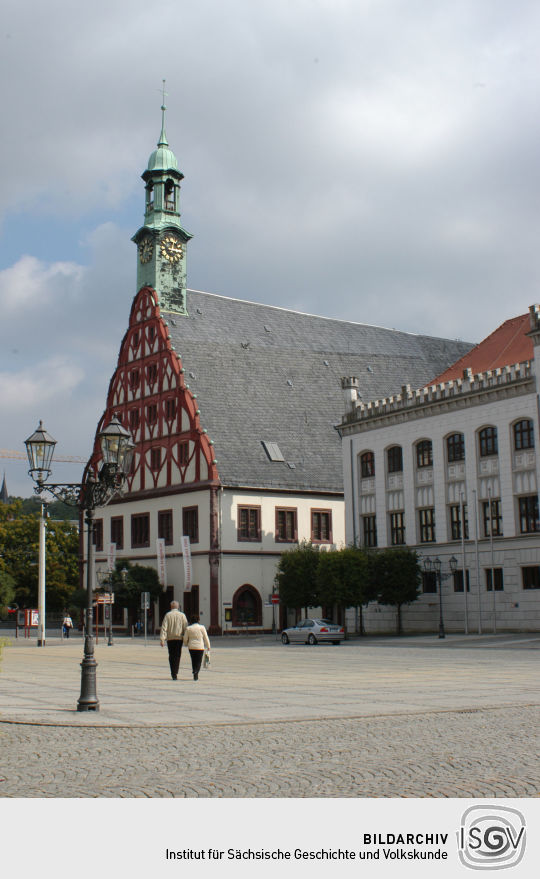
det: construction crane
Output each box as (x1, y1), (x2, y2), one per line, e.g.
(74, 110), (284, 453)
(0, 449), (88, 463)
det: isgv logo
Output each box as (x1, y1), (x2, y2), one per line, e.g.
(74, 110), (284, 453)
(458, 805), (526, 870)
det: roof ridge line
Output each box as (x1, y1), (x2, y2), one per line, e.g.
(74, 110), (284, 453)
(185, 288), (461, 342)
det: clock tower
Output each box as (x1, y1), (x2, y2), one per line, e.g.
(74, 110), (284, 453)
(132, 95), (192, 314)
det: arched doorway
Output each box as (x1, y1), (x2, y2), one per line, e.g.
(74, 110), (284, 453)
(232, 584), (262, 627)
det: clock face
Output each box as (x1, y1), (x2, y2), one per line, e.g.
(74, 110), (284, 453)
(160, 234), (184, 263)
(138, 238), (154, 264)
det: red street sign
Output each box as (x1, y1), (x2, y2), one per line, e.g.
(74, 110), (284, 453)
(271, 594), (280, 604)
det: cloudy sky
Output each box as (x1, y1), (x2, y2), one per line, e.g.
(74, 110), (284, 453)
(1, 0), (540, 496)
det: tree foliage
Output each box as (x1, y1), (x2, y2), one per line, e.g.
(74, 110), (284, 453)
(99, 560), (162, 624)
(370, 547), (421, 633)
(317, 546), (371, 612)
(274, 541), (321, 613)
(0, 500), (79, 612)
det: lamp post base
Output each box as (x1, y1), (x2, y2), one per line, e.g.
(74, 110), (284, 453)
(438, 626), (446, 639)
(77, 655), (100, 711)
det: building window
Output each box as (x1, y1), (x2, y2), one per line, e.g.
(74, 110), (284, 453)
(514, 419), (534, 450)
(182, 506), (199, 543)
(483, 499), (502, 537)
(275, 508), (297, 542)
(148, 326), (155, 341)
(453, 570), (471, 592)
(131, 513), (150, 548)
(418, 508), (435, 543)
(129, 408), (140, 431)
(93, 518), (103, 552)
(150, 448), (162, 470)
(360, 451), (375, 478)
(147, 404), (158, 424)
(238, 506), (261, 541)
(311, 509), (332, 543)
(165, 398), (177, 420)
(158, 509), (173, 545)
(518, 495), (539, 533)
(110, 517), (124, 550)
(362, 514), (377, 548)
(422, 572), (437, 593)
(178, 441), (189, 466)
(486, 568), (504, 591)
(449, 503), (469, 540)
(147, 363), (158, 386)
(387, 446), (403, 473)
(447, 433), (465, 462)
(416, 440), (433, 468)
(389, 511), (405, 545)
(479, 426), (498, 457)
(129, 368), (140, 390)
(522, 566), (540, 589)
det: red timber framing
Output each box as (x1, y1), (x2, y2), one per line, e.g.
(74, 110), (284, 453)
(85, 286), (222, 632)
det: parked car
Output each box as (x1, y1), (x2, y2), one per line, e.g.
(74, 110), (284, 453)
(281, 618), (344, 645)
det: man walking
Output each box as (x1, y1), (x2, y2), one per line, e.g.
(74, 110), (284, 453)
(160, 600), (188, 680)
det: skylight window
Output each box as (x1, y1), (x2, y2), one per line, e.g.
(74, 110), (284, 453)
(262, 441), (285, 462)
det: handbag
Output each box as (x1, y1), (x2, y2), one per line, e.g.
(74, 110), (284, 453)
(203, 649), (211, 669)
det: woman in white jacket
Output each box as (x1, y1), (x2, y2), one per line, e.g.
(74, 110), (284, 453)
(183, 615), (211, 681)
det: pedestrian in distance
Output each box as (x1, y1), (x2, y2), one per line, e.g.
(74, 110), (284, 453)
(160, 601), (188, 680)
(62, 613), (73, 639)
(183, 614), (210, 681)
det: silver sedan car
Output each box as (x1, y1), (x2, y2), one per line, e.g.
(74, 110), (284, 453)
(281, 618), (344, 645)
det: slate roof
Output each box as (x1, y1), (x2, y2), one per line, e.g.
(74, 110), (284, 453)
(432, 312), (532, 384)
(163, 290), (473, 494)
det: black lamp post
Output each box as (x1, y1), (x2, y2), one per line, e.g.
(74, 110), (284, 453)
(423, 555), (458, 639)
(96, 569), (114, 647)
(25, 415), (133, 711)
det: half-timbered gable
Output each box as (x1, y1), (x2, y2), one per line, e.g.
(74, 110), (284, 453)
(97, 286), (218, 496)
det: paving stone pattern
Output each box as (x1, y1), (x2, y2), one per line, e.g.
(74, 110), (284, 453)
(0, 635), (539, 798)
(0, 706), (538, 798)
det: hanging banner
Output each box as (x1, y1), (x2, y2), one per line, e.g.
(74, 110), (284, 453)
(182, 535), (192, 591)
(156, 538), (167, 586)
(107, 542), (116, 572)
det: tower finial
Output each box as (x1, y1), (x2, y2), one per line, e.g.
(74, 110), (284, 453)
(159, 79), (169, 147)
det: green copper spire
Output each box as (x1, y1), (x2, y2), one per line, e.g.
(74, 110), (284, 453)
(131, 83), (192, 315)
(159, 80), (169, 146)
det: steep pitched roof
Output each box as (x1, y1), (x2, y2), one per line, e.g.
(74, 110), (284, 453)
(0, 472), (8, 504)
(163, 290), (472, 493)
(432, 313), (532, 385)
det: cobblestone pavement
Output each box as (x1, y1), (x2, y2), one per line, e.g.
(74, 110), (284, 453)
(1, 635), (539, 798)
(1, 705), (539, 798)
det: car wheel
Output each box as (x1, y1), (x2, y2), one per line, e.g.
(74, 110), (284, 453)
(281, 633), (290, 644)
(307, 633), (317, 645)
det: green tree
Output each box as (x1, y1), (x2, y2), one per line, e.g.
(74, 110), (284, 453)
(104, 560), (162, 628)
(0, 501), (79, 611)
(317, 546), (369, 631)
(275, 541), (321, 617)
(0, 570), (16, 617)
(370, 547), (421, 634)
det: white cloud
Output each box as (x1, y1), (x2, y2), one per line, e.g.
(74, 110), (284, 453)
(0, 357), (84, 411)
(0, 257), (85, 312)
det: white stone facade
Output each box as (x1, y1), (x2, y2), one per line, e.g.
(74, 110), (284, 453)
(95, 488), (345, 632)
(338, 307), (540, 633)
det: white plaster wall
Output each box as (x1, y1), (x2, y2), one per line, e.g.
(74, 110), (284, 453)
(341, 385), (540, 632)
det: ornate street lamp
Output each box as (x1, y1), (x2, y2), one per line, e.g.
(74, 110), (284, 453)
(25, 414), (134, 711)
(422, 555), (458, 640)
